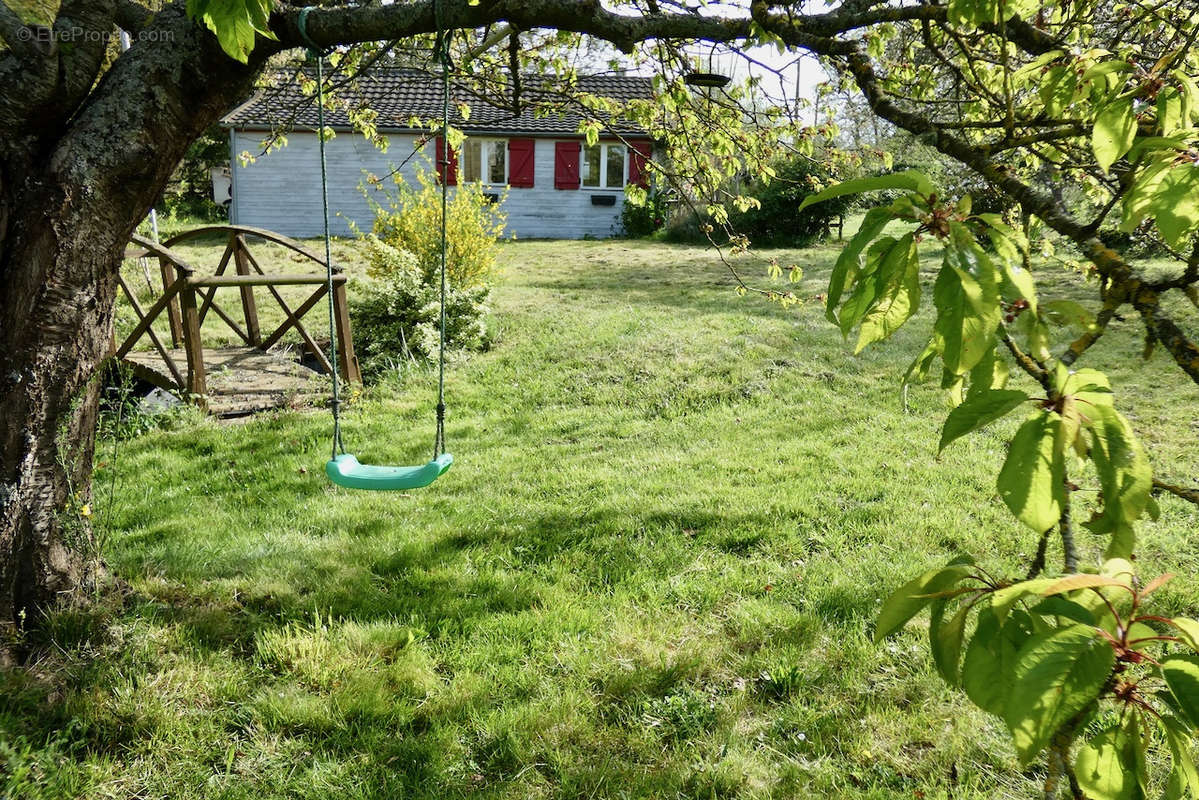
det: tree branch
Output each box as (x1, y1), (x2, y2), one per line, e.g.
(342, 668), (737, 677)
(1132, 290), (1199, 384)
(1060, 290), (1125, 367)
(1153, 478), (1199, 506)
(275, 0), (758, 55)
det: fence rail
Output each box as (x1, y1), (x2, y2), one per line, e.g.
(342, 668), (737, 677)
(115, 225), (360, 411)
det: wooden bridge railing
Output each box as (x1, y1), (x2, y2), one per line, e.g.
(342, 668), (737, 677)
(116, 225), (361, 411)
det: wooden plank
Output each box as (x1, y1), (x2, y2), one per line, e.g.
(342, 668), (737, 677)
(190, 273), (346, 288)
(198, 234), (237, 326)
(233, 235), (262, 345)
(240, 247), (327, 367)
(122, 346), (327, 416)
(117, 275), (186, 389)
(202, 296), (254, 346)
(179, 282), (207, 410)
(159, 256), (184, 347)
(331, 279), (361, 384)
(260, 286), (328, 352)
(115, 276), (189, 359)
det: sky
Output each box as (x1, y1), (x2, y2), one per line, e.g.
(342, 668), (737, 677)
(611, 0), (838, 124)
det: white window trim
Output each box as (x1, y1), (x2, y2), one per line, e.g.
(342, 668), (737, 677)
(463, 138), (509, 187)
(581, 142), (628, 191)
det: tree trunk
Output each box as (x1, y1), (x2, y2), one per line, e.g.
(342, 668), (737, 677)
(0, 198), (116, 641)
(0, 4), (273, 646)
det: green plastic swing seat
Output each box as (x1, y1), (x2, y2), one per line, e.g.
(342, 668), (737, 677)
(326, 453), (453, 491)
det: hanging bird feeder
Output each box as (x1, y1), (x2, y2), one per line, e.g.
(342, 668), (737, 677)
(683, 72), (731, 89)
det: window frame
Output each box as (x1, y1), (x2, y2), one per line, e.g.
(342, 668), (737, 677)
(580, 142), (628, 190)
(461, 138), (509, 187)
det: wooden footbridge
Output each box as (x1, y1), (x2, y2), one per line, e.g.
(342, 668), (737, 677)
(115, 225), (361, 416)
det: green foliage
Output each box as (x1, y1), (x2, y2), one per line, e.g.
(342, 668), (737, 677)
(873, 558), (974, 642)
(186, 0), (275, 63)
(938, 388), (1028, 452)
(878, 558), (1199, 792)
(1074, 718), (1144, 800)
(367, 166), (506, 290)
(1092, 97), (1137, 173)
(1003, 624), (1115, 765)
(349, 236), (490, 377)
(158, 125), (230, 222)
(620, 190), (668, 238)
(727, 156), (854, 246)
(996, 411), (1066, 533)
(811, 171), (1180, 793)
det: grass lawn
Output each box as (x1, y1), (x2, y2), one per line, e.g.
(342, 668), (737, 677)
(4, 236), (1198, 799)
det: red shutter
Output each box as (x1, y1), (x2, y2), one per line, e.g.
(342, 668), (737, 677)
(628, 140), (653, 188)
(508, 138), (535, 188)
(554, 141), (580, 190)
(435, 136), (457, 186)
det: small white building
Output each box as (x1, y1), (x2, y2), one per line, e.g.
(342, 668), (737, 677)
(220, 70), (654, 240)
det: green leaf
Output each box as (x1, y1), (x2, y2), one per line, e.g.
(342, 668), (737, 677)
(1168, 618), (1199, 653)
(1041, 574), (1129, 596)
(1084, 404), (1152, 559)
(1040, 66), (1080, 117)
(855, 232), (921, 351)
(838, 236), (896, 336)
(1162, 655), (1199, 729)
(962, 606), (1033, 716)
(930, 599), (972, 686)
(1061, 368), (1115, 406)
(1042, 299), (1096, 331)
(826, 207), (895, 325)
(1075, 718), (1144, 800)
(1159, 87), (1186, 135)
(1151, 164), (1199, 248)
(999, 262), (1038, 315)
(1093, 97), (1137, 173)
(1029, 596), (1096, 626)
(933, 226), (1001, 377)
(1082, 60), (1134, 85)
(966, 346), (1009, 399)
(798, 170), (934, 212)
(1005, 625), (1116, 765)
(989, 578), (1056, 625)
(874, 560), (975, 642)
(948, 0), (1003, 27)
(1121, 158), (1173, 233)
(997, 412), (1067, 533)
(1161, 714), (1199, 800)
(939, 389), (1028, 452)
(904, 335), (941, 388)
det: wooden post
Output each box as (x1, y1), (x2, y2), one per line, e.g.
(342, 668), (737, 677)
(179, 281), (207, 410)
(160, 256), (184, 347)
(232, 235), (261, 346)
(330, 273), (361, 384)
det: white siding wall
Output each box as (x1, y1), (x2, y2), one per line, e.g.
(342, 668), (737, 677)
(230, 131), (629, 240)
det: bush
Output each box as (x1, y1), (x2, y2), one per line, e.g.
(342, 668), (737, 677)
(350, 237), (490, 378)
(158, 124), (229, 222)
(620, 191), (668, 238)
(728, 155), (853, 246)
(366, 166), (506, 288)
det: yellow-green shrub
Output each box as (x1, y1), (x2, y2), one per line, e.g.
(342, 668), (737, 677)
(366, 166), (506, 289)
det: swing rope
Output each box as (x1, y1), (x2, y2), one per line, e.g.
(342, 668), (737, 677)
(299, 7), (453, 494)
(298, 7), (344, 461)
(433, 0), (450, 459)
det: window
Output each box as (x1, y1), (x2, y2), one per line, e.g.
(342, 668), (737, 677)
(581, 143), (626, 189)
(462, 139), (507, 185)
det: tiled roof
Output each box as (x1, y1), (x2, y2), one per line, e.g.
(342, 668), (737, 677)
(221, 68), (652, 136)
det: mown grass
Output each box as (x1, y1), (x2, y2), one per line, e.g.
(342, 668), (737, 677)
(4, 236), (1198, 799)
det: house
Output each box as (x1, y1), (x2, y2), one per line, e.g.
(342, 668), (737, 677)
(220, 69), (655, 240)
